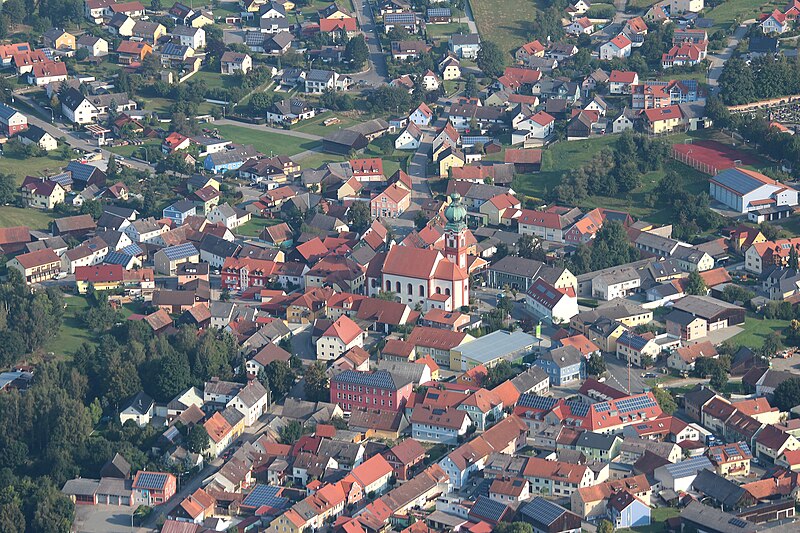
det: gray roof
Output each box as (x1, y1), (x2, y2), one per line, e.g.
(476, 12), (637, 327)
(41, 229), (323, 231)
(307, 69), (336, 83)
(454, 330), (537, 364)
(510, 366), (548, 393)
(659, 455), (712, 479)
(680, 501), (756, 533)
(691, 469), (748, 509)
(158, 242), (198, 261)
(540, 345), (583, 368)
(576, 431), (619, 451)
(489, 255), (546, 277)
(121, 391), (153, 415)
(235, 380), (269, 408)
(712, 167), (775, 196)
(62, 478), (99, 497)
(198, 233), (241, 258)
(451, 33), (480, 45)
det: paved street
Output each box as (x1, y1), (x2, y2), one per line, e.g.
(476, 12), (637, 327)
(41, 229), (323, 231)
(707, 23), (750, 92)
(350, 0), (389, 86)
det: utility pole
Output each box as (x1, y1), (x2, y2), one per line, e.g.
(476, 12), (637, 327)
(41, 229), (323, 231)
(627, 357), (631, 394)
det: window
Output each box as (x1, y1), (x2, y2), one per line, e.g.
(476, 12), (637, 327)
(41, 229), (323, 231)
(407, 283), (413, 295)
(396, 281), (401, 292)
(386, 280), (391, 291)
(419, 284), (425, 296)
(445, 288), (451, 296)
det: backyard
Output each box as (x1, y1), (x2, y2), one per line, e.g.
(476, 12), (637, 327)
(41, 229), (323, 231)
(0, 206), (56, 230)
(468, 0), (541, 55)
(705, 0), (777, 31)
(235, 216), (285, 237)
(732, 313), (790, 349)
(42, 295), (94, 360)
(0, 153), (72, 184)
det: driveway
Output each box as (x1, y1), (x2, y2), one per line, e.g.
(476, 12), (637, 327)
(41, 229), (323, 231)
(73, 505), (152, 533)
(707, 22), (750, 92)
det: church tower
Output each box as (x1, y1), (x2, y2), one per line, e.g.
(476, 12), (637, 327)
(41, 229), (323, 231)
(444, 192), (468, 270)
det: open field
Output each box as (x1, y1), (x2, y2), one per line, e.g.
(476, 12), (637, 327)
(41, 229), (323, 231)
(235, 217), (285, 237)
(733, 314), (789, 349)
(0, 206), (56, 230)
(469, 0), (540, 56)
(706, 0), (773, 30)
(291, 112), (361, 136)
(109, 140), (160, 158)
(426, 22), (469, 39)
(0, 154), (72, 184)
(43, 295), (94, 359)
(212, 124), (320, 156)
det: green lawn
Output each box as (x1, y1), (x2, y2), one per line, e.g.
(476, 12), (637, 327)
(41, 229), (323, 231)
(291, 112), (361, 137)
(706, 0), (772, 31)
(469, 0), (542, 56)
(295, 151), (347, 169)
(235, 217), (285, 237)
(213, 124), (320, 156)
(109, 140), (160, 158)
(733, 313), (790, 349)
(0, 206), (57, 230)
(426, 22), (470, 39)
(43, 295), (94, 359)
(190, 69), (240, 91)
(619, 507), (680, 533)
(0, 154), (72, 184)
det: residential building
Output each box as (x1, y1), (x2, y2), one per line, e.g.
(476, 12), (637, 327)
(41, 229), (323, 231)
(330, 369), (413, 413)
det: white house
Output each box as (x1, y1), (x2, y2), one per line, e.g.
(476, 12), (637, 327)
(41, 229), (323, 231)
(524, 278), (578, 324)
(395, 122), (423, 150)
(120, 392), (154, 427)
(567, 17), (594, 35)
(60, 88), (98, 125)
(512, 110), (555, 145)
(207, 204), (250, 229)
(226, 380), (270, 426)
(608, 70), (639, 94)
(600, 34), (632, 60)
(411, 405), (471, 444)
(172, 26), (206, 49)
(422, 70), (440, 91)
(762, 10), (790, 34)
(410, 102), (433, 126)
(316, 316), (365, 361)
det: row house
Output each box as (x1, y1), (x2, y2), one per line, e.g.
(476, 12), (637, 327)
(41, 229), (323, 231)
(522, 457), (596, 497)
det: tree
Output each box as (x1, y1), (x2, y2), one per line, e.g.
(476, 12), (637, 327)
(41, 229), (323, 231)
(0, 173), (16, 204)
(464, 74), (477, 98)
(597, 520), (614, 533)
(587, 353), (606, 376)
(773, 377), (800, 412)
(517, 234), (545, 261)
(265, 361), (294, 398)
(31, 484), (74, 533)
(185, 424), (209, 453)
(760, 331), (783, 358)
(494, 523), (534, 533)
(280, 420), (303, 444)
(476, 40), (505, 78)
(685, 271), (707, 296)
(652, 387), (677, 415)
(304, 361), (329, 402)
(414, 211), (428, 229)
(710, 365), (728, 391)
(721, 285), (755, 304)
(344, 34), (369, 68)
(249, 92), (273, 116)
(529, 6), (565, 42)
(484, 360), (516, 389)
(348, 200), (371, 232)
(151, 0), (162, 9)
(570, 221), (639, 274)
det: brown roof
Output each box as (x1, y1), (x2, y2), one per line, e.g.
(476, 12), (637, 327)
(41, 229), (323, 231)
(145, 309), (173, 331)
(252, 342), (291, 366)
(0, 226), (30, 245)
(410, 405), (468, 429)
(354, 298), (409, 325)
(382, 339), (415, 358)
(675, 341), (717, 364)
(407, 326), (469, 350)
(13, 248), (60, 269)
(523, 457), (588, 485)
(389, 438), (425, 464)
(348, 407), (406, 432)
(460, 388), (502, 413)
(755, 424), (792, 451)
(576, 474), (650, 503)
(699, 267), (732, 287)
(505, 148), (542, 165)
(322, 315), (363, 344)
(490, 477), (528, 497)
(54, 214), (96, 233)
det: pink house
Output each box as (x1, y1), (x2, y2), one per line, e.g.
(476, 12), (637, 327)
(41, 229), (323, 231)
(330, 369), (413, 413)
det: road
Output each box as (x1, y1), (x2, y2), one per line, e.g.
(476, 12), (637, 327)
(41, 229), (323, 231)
(13, 92), (152, 173)
(707, 22), (750, 92)
(141, 460), (222, 530)
(350, 0), (389, 86)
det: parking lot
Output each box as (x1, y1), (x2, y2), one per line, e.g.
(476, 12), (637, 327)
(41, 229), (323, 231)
(73, 505), (147, 533)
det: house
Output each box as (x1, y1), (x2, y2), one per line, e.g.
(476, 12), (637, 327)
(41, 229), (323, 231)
(754, 425), (800, 463)
(43, 28), (76, 50)
(60, 87), (98, 124)
(601, 34), (632, 60)
(18, 125), (57, 152)
(519, 498), (582, 533)
(171, 25), (206, 49)
(331, 369), (413, 413)
(131, 21), (166, 43)
(220, 51), (252, 74)
(395, 122), (423, 150)
(439, 55), (461, 80)
(567, 17), (593, 35)
(411, 405), (471, 444)
(763, 10), (790, 34)
(421, 70), (439, 91)
(746, 238), (800, 274)
(513, 110), (555, 145)
(109, 14), (137, 37)
(515, 40), (546, 63)
(266, 99), (315, 125)
(670, 0), (703, 13)
(227, 380), (270, 426)
(162, 200), (197, 226)
(643, 105), (685, 134)
(204, 145), (259, 174)
(710, 167), (798, 215)
(606, 491), (650, 529)
(20, 178), (65, 209)
(304, 69), (350, 93)
(371, 183), (411, 218)
(524, 278), (578, 324)
(208, 203), (251, 229)
(608, 70), (639, 94)
(109, 1), (146, 18)
(667, 340), (717, 373)
(450, 34), (481, 59)
(410, 102), (433, 126)
(390, 40), (431, 60)
(571, 474), (652, 519)
(534, 345), (585, 386)
(132, 472), (176, 506)
(154, 243), (200, 275)
(654, 455), (713, 492)
(120, 391), (154, 427)
(116, 40), (152, 65)
(523, 457), (594, 497)
(384, 12), (420, 33)
(0, 103), (27, 136)
(517, 206), (582, 242)
(74, 35), (107, 59)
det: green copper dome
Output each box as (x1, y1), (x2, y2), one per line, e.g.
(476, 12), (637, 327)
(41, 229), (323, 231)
(444, 193), (467, 231)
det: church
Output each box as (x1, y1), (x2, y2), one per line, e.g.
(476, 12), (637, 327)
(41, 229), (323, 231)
(381, 193), (470, 311)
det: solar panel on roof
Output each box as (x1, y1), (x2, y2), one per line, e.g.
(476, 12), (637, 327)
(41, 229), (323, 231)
(665, 456), (711, 478)
(565, 400), (589, 417)
(517, 394), (557, 410)
(616, 395), (657, 413)
(136, 473), (167, 490)
(595, 402), (611, 413)
(521, 498), (565, 525)
(242, 484), (288, 509)
(470, 496), (506, 522)
(163, 242), (197, 260)
(728, 518), (748, 528)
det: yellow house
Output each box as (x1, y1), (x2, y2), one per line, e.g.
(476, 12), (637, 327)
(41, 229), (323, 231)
(438, 147), (465, 177)
(268, 510), (306, 533)
(20, 179), (65, 209)
(43, 29), (77, 51)
(191, 12), (214, 27)
(440, 57), (461, 80)
(321, 5), (351, 19)
(644, 105), (685, 134)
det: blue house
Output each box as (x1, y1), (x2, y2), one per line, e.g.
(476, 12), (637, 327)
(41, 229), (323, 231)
(203, 144), (258, 174)
(162, 200), (197, 225)
(533, 345), (585, 386)
(607, 491), (650, 529)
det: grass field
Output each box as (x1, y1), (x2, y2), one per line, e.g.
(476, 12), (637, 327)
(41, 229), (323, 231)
(291, 112), (361, 137)
(469, 0), (541, 56)
(514, 133), (721, 221)
(0, 154), (70, 184)
(235, 217), (285, 237)
(109, 140), (160, 158)
(706, 0), (772, 30)
(212, 124), (320, 156)
(426, 22), (470, 39)
(733, 313), (790, 349)
(191, 70), (240, 91)
(0, 206), (56, 230)
(295, 151), (348, 169)
(628, 0), (661, 7)
(43, 295), (94, 359)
